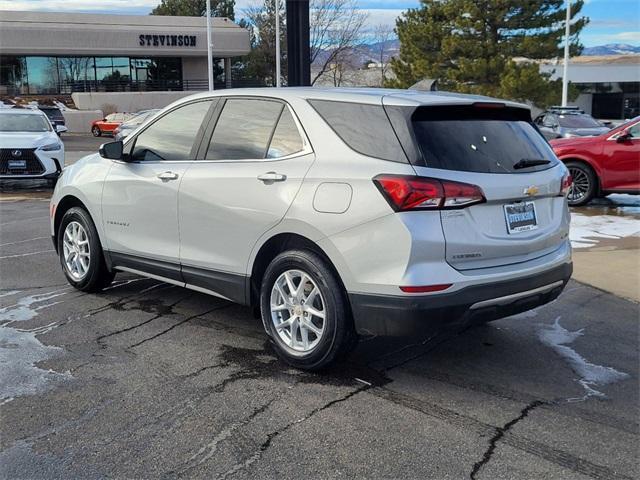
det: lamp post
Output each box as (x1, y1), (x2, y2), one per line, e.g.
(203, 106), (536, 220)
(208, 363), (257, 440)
(275, 0), (281, 87)
(561, 0), (571, 106)
(206, 0), (214, 91)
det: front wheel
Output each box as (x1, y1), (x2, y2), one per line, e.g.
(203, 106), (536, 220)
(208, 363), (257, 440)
(566, 161), (597, 207)
(260, 250), (356, 371)
(58, 207), (115, 292)
(91, 126), (101, 137)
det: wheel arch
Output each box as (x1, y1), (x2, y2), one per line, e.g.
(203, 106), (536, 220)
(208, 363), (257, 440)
(53, 195), (92, 253)
(248, 232), (350, 311)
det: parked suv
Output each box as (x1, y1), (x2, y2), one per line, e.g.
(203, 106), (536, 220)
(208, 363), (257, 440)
(1, 108), (65, 186)
(38, 106), (66, 135)
(50, 88), (573, 370)
(534, 106), (610, 140)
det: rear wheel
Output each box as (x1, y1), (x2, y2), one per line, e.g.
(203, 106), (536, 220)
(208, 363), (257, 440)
(566, 161), (597, 206)
(91, 126), (101, 137)
(58, 207), (114, 292)
(260, 250), (356, 371)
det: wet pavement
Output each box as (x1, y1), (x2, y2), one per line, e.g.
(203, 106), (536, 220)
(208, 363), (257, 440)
(0, 150), (638, 479)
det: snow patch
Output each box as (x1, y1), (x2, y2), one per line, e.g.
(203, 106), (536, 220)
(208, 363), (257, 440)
(538, 317), (629, 401)
(570, 213), (640, 248)
(0, 290), (72, 403)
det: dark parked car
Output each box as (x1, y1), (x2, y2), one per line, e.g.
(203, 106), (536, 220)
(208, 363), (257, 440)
(39, 106), (66, 135)
(534, 106), (610, 140)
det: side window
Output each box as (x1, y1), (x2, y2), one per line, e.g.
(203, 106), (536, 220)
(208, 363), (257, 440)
(308, 99), (406, 163)
(542, 114), (556, 127)
(206, 99), (283, 160)
(105, 113), (116, 122)
(267, 107), (304, 158)
(627, 123), (640, 138)
(130, 101), (211, 161)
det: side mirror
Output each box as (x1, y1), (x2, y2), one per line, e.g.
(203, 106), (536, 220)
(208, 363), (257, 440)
(616, 129), (632, 143)
(56, 125), (68, 134)
(99, 140), (124, 160)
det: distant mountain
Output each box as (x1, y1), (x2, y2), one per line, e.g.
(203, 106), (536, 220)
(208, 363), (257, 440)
(582, 44), (640, 55)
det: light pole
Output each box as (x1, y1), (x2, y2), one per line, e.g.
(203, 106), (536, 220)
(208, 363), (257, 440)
(275, 0), (281, 87)
(561, 0), (571, 106)
(206, 0), (214, 91)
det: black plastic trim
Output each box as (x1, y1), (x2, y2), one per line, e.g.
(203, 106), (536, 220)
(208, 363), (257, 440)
(109, 251), (183, 283)
(182, 264), (248, 304)
(349, 262), (572, 336)
(106, 251), (248, 305)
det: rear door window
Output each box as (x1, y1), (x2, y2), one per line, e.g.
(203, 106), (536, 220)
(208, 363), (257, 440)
(206, 98), (284, 160)
(412, 106), (559, 174)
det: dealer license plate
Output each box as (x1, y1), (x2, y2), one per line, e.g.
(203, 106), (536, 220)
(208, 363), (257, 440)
(504, 201), (538, 234)
(7, 160), (26, 169)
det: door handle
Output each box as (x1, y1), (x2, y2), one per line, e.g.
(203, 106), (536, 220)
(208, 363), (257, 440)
(157, 171), (179, 181)
(257, 172), (287, 183)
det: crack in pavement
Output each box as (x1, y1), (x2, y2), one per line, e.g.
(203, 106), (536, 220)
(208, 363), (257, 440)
(214, 385), (370, 480)
(128, 304), (232, 349)
(469, 400), (546, 479)
(168, 394), (283, 478)
(95, 294), (192, 346)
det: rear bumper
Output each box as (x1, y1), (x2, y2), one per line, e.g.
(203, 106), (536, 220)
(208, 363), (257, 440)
(349, 262), (572, 336)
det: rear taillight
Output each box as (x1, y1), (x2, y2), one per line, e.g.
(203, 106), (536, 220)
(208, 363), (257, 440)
(373, 175), (485, 211)
(560, 172), (572, 196)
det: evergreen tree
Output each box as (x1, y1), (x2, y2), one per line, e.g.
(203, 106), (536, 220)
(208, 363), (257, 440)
(151, 0), (235, 20)
(387, 0), (588, 107)
(234, 1), (287, 86)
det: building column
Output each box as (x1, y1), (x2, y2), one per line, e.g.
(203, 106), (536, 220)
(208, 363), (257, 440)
(224, 58), (232, 89)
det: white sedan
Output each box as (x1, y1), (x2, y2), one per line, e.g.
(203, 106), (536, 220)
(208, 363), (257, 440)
(0, 108), (66, 186)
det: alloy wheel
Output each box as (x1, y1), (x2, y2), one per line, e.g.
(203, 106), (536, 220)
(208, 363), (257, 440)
(567, 166), (590, 204)
(270, 269), (326, 353)
(62, 221), (91, 280)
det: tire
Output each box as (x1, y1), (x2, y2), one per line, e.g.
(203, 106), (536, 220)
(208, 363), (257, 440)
(260, 249), (356, 371)
(91, 126), (101, 137)
(58, 207), (115, 292)
(566, 161), (597, 207)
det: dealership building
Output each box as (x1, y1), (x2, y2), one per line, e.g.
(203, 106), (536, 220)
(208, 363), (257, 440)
(0, 10), (251, 97)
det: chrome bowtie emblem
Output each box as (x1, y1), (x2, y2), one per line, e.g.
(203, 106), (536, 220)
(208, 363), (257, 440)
(11, 150), (22, 157)
(523, 185), (539, 196)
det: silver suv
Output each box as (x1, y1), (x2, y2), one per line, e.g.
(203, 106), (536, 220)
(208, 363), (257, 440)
(50, 88), (573, 370)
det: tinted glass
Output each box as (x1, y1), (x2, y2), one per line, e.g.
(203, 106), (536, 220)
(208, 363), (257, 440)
(412, 106), (558, 174)
(130, 101), (211, 161)
(0, 114), (50, 132)
(267, 108), (304, 158)
(557, 114), (602, 128)
(206, 99), (283, 160)
(309, 100), (406, 162)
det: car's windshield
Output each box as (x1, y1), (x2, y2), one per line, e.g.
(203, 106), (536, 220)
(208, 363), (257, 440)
(0, 113), (51, 132)
(558, 114), (602, 128)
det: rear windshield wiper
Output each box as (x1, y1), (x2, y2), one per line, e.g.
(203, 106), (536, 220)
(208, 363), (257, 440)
(513, 158), (551, 170)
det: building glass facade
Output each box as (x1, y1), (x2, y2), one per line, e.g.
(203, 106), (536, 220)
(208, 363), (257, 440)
(0, 55), (186, 95)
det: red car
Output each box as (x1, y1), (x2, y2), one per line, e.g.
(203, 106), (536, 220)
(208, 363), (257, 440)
(91, 113), (132, 137)
(550, 116), (640, 206)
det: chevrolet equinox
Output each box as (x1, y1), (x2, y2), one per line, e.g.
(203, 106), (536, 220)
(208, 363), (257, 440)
(50, 88), (573, 370)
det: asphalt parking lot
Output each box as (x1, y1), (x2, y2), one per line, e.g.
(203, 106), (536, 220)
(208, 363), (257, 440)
(0, 137), (638, 479)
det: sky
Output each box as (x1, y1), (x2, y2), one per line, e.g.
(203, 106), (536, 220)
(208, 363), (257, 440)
(0, 0), (639, 47)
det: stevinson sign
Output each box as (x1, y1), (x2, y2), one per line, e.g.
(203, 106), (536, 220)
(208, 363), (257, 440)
(139, 34), (197, 47)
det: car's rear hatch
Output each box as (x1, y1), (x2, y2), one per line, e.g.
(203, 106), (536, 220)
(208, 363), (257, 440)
(396, 102), (569, 271)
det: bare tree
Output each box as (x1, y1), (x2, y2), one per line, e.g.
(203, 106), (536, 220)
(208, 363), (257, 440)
(372, 24), (394, 86)
(310, 0), (368, 85)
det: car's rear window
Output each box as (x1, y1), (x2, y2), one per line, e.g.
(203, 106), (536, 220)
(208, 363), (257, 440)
(412, 106), (558, 174)
(557, 114), (601, 128)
